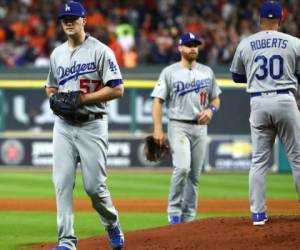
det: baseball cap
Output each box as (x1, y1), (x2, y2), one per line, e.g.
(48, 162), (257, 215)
(260, 1), (282, 19)
(179, 32), (202, 46)
(58, 1), (86, 20)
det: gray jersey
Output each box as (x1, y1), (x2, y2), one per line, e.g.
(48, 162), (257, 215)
(230, 30), (300, 93)
(151, 62), (221, 120)
(46, 35), (122, 113)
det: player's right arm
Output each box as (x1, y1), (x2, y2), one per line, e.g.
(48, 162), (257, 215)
(152, 97), (165, 146)
(45, 87), (58, 97)
(45, 53), (58, 98)
(151, 69), (169, 146)
(296, 39), (300, 84)
(232, 73), (247, 83)
(80, 83), (124, 104)
(230, 43), (247, 83)
(81, 46), (124, 105)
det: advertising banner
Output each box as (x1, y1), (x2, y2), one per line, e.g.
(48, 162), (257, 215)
(3, 88), (251, 134)
(0, 137), (172, 168)
(0, 135), (278, 172)
(3, 88), (161, 131)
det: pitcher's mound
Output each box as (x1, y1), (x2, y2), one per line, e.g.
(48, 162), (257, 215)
(32, 216), (300, 250)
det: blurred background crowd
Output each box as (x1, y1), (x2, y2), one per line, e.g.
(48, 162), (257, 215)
(0, 0), (298, 68)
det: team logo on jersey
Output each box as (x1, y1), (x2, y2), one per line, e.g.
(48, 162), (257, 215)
(57, 61), (97, 85)
(173, 78), (210, 96)
(108, 59), (118, 74)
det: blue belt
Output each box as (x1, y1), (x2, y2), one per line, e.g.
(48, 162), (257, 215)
(250, 89), (290, 98)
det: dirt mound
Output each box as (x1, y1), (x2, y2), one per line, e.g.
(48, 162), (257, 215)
(31, 215), (300, 250)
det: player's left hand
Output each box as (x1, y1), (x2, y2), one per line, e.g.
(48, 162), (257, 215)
(49, 91), (83, 122)
(197, 109), (213, 125)
(144, 135), (169, 162)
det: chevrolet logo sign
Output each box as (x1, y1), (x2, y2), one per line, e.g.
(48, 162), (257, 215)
(217, 141), (252, 158)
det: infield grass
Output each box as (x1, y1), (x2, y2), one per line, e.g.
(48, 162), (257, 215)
(0, 170), (297, 250)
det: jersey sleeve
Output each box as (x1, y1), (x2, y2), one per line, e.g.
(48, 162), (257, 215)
(296, 40), (300, 75)
(151, 69), (169, 101)
(46, 54), (58, 88)
(230, 44), (246, 75)
(100, 48), (123, 85)
(209, 70), (222, 99)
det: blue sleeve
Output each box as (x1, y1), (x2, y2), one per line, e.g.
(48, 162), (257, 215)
(106, 79), (123, 88)
(232, 73), (247, 83)
(296, 73), (300, 84)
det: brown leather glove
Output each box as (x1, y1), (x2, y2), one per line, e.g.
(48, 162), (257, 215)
(144, 135), (169, 162)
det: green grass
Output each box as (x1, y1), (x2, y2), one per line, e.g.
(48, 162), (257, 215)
(0, 170), (298, 250)
(0, 211), (172, 250)
(0, 211), (242, 250)
(0, 170), (297, 199)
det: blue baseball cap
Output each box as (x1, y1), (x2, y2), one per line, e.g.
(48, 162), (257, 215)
(58, 1), (86, 20)
(179, 32), (202, 46)
(260, 1), (282, 19)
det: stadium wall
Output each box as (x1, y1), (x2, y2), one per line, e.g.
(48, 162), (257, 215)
(0, 66), (289, 172)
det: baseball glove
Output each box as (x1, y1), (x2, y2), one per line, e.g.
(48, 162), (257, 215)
(50, 91), (88, 123)
(144, 135), (169, 162)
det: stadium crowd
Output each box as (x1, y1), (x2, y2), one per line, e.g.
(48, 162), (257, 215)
(0, 0), (298, 68)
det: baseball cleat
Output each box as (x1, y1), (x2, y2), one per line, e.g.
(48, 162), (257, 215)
(252, 212), (268, 226)
(107, 223), (124, 250)
(168, 215), (182, 224)
(49, 246), (71, 250)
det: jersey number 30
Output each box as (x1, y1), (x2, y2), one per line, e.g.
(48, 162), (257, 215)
(254, 55), (283, 80)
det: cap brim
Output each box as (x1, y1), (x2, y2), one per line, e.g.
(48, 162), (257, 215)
(58, 14), (84, 20)
(181, 39), (202, 46)
(260, 15), (281, 19)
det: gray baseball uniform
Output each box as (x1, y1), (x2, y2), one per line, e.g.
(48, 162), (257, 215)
(46, 35), (122, 250)
(230, 30), (300, 214)
(151, 62), (221, 222)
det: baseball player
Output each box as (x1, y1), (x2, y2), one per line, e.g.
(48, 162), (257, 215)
(45, 1), (124, 249)
(230, 1), (300, 225)
(151, 32), (221, 224)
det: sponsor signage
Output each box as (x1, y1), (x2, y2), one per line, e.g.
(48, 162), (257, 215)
(0, 137), (172, 168)
(1, 139), (25, 165)
(0, 135), (277, 172)
(207, 137), (275, 171)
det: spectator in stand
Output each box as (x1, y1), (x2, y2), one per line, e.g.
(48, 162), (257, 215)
(209, 19), (238, 65)
(0, 0), (299, 67)
(108, 32), (124, 66)
(86, 9), (105, 29)
(150, 26), (174, 64)
(123, 46), (138, 68)
(0, 25), (6, 43)
(186, 12), (202, 34)
(116, 23), (135, 53)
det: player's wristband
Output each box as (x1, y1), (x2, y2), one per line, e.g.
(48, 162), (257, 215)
(208, 104), (217, 113)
